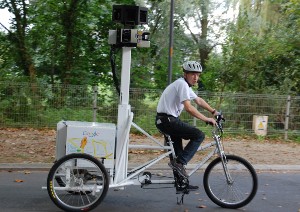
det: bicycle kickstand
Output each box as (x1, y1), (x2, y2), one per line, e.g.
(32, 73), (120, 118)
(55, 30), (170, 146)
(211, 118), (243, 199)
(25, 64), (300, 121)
(174, 172), (190, 205)
(177, 190), (189, 205)
(177, 194), (184, 205)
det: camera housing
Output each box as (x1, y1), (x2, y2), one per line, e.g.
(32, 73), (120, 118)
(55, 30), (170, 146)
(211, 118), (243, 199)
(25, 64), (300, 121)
(109, 29), (150, 48)
(112, 5), (148, 26)
(109, 5), (150, 48)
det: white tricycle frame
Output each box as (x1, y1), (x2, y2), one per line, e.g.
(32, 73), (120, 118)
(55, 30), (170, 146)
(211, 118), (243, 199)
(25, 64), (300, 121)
(46, 47), (258, 212)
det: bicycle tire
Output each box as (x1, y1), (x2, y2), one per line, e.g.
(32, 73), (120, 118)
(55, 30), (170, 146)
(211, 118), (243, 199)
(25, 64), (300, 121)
(203, 155), (258, 209)
(47, 153), (109, 212)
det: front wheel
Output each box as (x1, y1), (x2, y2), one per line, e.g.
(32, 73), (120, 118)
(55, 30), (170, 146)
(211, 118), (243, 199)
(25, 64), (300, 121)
(47, 153), (109, 212)
(203, 155), (258, 209)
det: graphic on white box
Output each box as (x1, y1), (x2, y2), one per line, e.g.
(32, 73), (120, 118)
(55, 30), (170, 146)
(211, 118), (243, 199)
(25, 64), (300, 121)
(64, 123), (116, 168)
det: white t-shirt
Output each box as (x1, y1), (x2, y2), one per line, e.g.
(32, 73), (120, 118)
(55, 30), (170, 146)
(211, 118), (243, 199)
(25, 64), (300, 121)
(157, 78), (197, 117)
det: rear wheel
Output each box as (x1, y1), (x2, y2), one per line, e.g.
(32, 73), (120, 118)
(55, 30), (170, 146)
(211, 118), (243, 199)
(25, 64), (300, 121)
(203, 155), (258, 209)
(47, 153), (109, 212)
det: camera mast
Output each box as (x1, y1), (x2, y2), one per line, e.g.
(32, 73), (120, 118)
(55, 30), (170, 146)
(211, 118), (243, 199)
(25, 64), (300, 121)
(108, 5), (150, 184)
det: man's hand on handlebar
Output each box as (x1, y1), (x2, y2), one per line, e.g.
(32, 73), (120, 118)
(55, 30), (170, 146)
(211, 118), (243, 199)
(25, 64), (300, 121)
(206, 117), (216, 126)
(206, 111), (225, 126)
(206, 110), (225, 126)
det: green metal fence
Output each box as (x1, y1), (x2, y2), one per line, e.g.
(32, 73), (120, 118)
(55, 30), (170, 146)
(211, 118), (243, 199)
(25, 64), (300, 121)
(0, 82), (299, 139)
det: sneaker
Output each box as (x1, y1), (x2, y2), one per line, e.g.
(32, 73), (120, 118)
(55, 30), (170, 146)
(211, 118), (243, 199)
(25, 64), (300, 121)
(176, 184), (199, 194)
(168, 160), (189, 178)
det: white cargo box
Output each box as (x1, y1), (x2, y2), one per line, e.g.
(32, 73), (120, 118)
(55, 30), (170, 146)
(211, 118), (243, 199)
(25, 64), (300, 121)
(56, 121), (116, 169)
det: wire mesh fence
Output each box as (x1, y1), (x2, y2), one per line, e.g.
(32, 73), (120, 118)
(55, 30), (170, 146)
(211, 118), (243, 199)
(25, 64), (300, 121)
(0, 82), (299, 139)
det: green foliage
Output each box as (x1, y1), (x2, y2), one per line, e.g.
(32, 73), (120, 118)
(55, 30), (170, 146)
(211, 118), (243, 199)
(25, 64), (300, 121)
(29, 0), (114, 85)
(132, 114), (157, 135)
(0, 81), (120, 127)
(0, 0), (300, 107)
(204, 0), (300, 94)
(1, 0), (137, 86)
(0, 31), (15, 78)
(0, 0), (299, 94)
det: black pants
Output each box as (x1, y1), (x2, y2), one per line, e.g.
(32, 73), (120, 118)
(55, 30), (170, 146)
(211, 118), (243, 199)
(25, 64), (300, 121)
(155, 114), (205, 165)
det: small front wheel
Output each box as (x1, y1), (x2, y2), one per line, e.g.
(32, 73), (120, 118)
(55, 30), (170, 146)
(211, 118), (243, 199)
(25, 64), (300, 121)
(47, 153), (109, 212)
(203, 155), (258, 209)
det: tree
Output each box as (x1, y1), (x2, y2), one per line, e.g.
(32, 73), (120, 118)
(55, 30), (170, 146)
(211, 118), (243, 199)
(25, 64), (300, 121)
(131, 0), (197, 89)
(175, 0), (231, 68)
(205, 0), (300, 94)
(0, 0), (36, 82)
(0, 30), (14, 78)
(30, 0), (115, 85)
(1, 0), (136, 86)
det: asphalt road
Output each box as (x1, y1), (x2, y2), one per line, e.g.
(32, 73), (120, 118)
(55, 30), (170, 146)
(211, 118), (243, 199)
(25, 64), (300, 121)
(0, 170), (299, 212)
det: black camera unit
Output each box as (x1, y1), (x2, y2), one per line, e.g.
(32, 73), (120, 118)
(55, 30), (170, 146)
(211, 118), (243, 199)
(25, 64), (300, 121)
(109, 5), (150, 48)
(112, 5), (148, 27)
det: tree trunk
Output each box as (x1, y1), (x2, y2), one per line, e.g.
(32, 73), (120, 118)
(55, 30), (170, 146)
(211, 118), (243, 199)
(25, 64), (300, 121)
(9, 0), (36, 82)
(62, 0), (80, 85)
(199, 17), (209, 69)
(198, 2), (209, 69)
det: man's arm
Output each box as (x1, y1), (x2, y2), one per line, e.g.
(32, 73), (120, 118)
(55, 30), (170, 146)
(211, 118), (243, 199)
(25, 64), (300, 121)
(183, 99), (216, 124)
(193, 97), (217, 115)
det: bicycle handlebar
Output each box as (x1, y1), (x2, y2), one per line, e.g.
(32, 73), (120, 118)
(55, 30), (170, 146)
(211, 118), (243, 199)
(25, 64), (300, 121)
(205, 111), (225, 134)
(206, 111), (225, 126)
(216, 111), (225, 123)
(215, 111), (225, 134)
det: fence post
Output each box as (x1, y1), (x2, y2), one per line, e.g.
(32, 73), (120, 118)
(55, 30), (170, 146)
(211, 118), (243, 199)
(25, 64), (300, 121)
(284, 95), (291, 140)
(93, 86), (98, 122)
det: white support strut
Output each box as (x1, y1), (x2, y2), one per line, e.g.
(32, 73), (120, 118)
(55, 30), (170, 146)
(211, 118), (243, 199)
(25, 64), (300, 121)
(120, 47), (132, 105)
(114, 47), (134, 184)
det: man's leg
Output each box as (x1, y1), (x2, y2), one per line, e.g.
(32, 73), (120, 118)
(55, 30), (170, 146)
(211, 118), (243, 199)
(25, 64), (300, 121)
(179, 130), (205, 164)
(168, 119), (205, 165)
(156, 116), (204, 177)
(170, 135), (200, 193)
(170, 135), (183, 159)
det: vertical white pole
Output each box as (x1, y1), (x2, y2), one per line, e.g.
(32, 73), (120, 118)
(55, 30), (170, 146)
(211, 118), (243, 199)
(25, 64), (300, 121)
(114, 47), (133, 184)
(92, 86), (98, 122)
(284, 95), (291, 140)
(120, 47), (132, 105)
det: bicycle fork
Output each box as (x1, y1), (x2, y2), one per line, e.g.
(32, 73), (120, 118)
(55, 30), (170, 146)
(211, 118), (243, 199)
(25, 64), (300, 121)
(215, 135), (234, 184)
